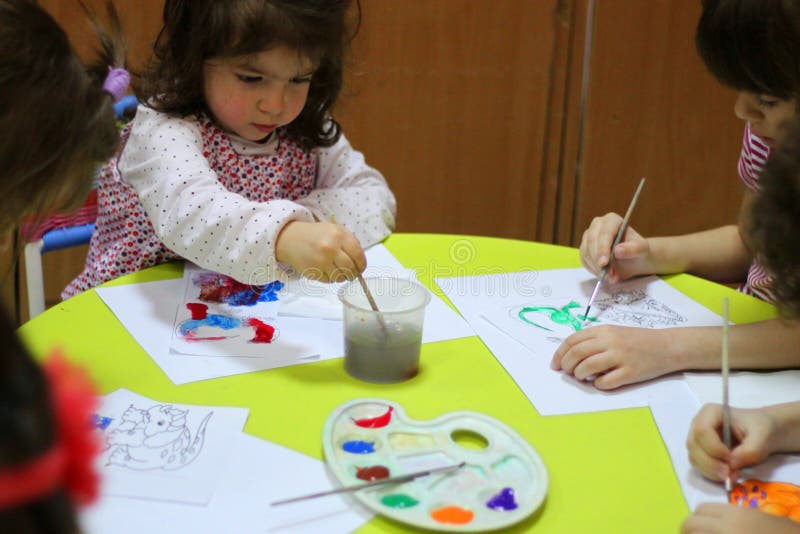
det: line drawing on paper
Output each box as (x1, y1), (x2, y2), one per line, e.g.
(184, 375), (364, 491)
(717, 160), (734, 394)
(590, 289), (687, 328)
(102, 403), (213, 471)
(510, 290), (688, 345)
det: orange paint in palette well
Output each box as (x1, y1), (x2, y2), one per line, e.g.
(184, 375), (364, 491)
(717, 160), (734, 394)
(730, 479), (800, 522)
(430, 505), (475, 525)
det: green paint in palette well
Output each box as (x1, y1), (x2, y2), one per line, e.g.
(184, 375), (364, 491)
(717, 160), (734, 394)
(381, 494), (419, 508)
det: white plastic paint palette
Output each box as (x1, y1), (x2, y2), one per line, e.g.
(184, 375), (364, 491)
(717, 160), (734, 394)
(323, 399), (548, 531)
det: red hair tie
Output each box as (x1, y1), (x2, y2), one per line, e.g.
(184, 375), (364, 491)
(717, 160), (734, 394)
(0, 351), (100, 509)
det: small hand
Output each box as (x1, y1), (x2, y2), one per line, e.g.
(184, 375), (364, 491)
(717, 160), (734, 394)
(686, 403), (776, 483)
(550, 326), (679, 390)
(580, 212), (652, 283)
(275, 221), (366, 282)
(681, 502), (799, 534)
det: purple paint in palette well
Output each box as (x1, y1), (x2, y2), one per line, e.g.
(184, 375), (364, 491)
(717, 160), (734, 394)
(486, 487), (518, 511)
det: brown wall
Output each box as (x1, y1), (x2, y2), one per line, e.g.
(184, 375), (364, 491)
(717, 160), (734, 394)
(13, 0), (746, 322)
(562, 0), (744, 245)
(336, 0), (562, 239)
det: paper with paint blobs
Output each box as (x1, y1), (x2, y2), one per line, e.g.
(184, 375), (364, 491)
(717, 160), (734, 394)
(93, 389), (248, 505)
(170, 264), (316, 358)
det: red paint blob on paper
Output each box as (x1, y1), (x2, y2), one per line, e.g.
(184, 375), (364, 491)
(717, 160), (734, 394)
(186, 302), (208, 320)
(247, 318), (275, 343)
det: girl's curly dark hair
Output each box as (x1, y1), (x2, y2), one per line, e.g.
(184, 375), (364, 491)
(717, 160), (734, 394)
(749, 119), (800, 317)
(138, 0), (360, 151)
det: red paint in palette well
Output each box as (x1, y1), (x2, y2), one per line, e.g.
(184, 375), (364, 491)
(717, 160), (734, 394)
(247, 318), (275, 343)
(352, 406), (393, 428)
(355, 465), (390, 481)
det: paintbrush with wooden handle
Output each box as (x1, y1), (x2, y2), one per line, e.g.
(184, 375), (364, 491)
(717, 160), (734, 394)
(583, 178), (646, 320)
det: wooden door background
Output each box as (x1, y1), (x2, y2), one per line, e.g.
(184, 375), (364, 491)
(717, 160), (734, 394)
(6, 0), (746, 322)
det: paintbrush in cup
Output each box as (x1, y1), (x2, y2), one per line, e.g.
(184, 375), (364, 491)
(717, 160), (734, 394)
(584, 177), (646, 320)
(358, 273), (389, 339)
(329, 215), (388, 339)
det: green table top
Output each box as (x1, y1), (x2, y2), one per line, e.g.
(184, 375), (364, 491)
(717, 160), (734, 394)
(18, 233), (777, 533)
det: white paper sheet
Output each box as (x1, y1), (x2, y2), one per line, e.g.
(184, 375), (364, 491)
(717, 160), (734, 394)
(97, 279), (333, 384)
(96, 245), (473, 384)
(685, 370), (800, 408)
(94, 389), (248, 505)
(649, 389), (800, 510)
(81, 433), (373, 534)
(436, 269), (723, 415)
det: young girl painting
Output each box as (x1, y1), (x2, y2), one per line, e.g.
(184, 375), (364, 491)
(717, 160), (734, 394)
(65, 0), (396, 297)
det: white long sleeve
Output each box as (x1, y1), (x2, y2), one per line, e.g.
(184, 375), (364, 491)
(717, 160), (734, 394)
(296, 133), (396, 247)
(118, 106), (315, 283)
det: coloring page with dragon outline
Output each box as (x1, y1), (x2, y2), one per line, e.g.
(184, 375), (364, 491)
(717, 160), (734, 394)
(94, 389), (249, 505)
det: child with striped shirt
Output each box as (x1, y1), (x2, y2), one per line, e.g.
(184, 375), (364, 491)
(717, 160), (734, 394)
(551, 0), (800, 390)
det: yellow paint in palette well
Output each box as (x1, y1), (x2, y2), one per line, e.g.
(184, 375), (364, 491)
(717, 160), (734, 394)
(388, 432), (436, 449)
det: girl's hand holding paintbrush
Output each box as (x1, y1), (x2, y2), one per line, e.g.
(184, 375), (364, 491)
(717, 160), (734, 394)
(275, 220), (366, 283)
(579, 213), (657, 284)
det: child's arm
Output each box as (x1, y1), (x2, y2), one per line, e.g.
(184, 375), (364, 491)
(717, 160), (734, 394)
(580, 192), (755, 284)
(118, 106), (354, 283)
(551, 318), (800, 390)
(682, 503), (799, 534)
(294, 132), (396, 248)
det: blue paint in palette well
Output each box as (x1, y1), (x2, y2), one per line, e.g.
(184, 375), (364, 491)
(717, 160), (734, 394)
(342, 440), (376, 454)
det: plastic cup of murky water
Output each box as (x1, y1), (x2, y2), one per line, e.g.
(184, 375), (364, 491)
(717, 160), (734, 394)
(339, 276), (431, 383)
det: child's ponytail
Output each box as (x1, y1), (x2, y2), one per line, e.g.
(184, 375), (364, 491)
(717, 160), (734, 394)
(82, 0), (129, 99)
